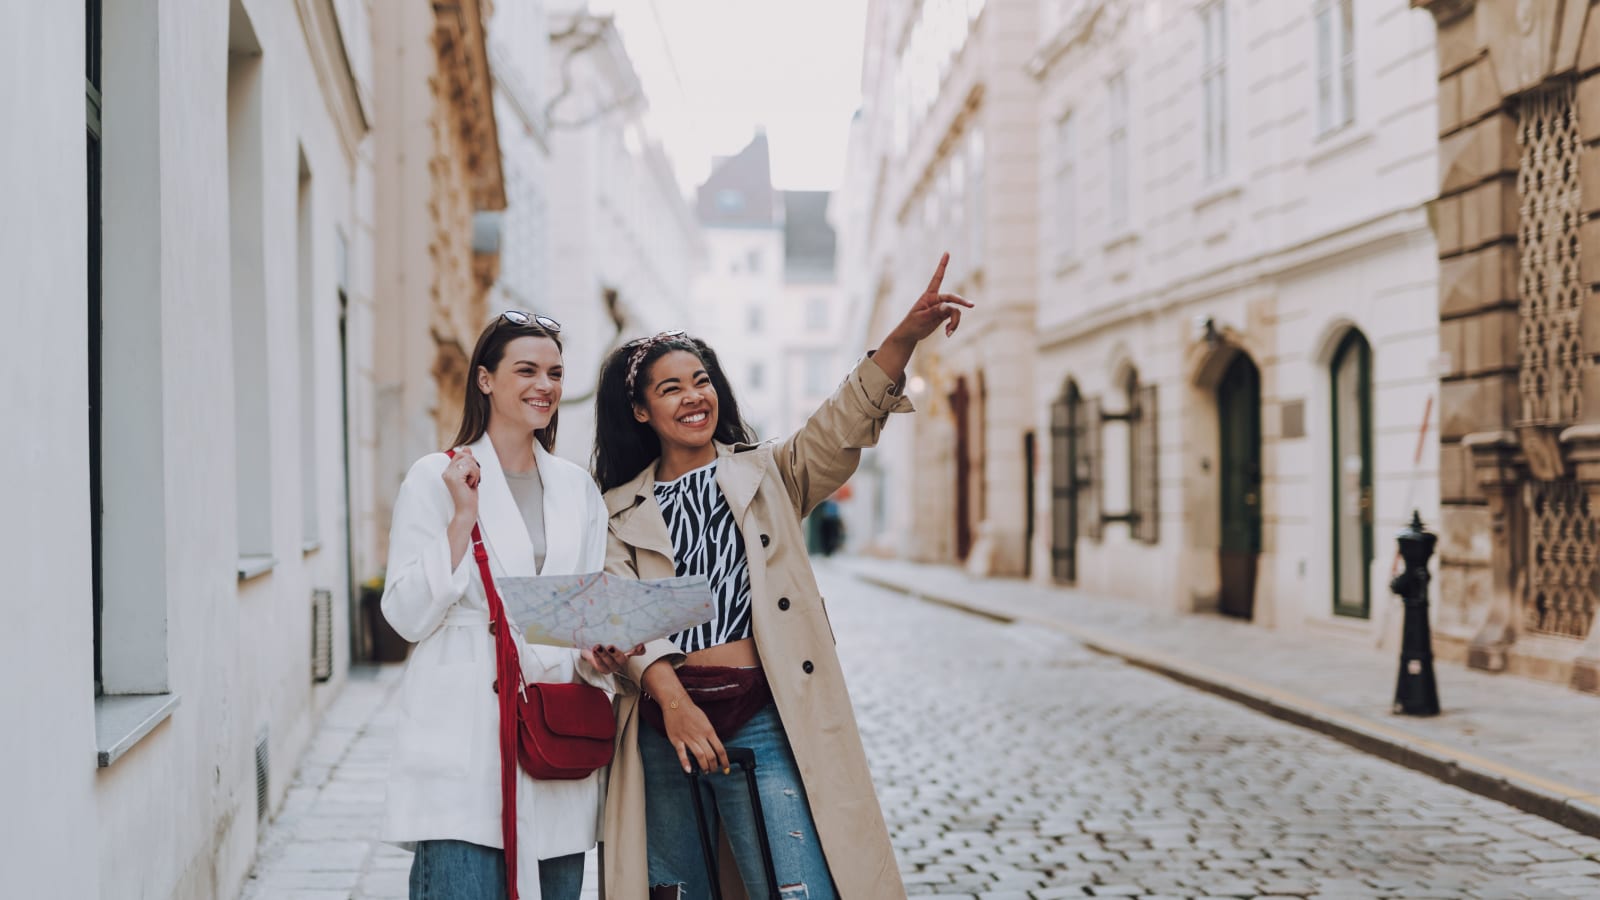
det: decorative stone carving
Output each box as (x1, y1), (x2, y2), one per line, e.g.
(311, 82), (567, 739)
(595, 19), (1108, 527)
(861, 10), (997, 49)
(1515, 82), (1585, 428)
(1480, 0), (1590, 97)
(1463, 431), (1523, 671)
(1558, 424), (1600, 691)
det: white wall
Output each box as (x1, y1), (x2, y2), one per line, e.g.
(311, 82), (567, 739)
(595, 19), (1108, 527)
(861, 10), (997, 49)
(543, 14), (699, 465)
(1, 1), (370, 895)
(0, 3), (101, 896)
(1030, 0), (1439, 633)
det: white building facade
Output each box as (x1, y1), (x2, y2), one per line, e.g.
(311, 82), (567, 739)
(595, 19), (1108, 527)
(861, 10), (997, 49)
(541, 5), (702, 465)
(1032, 0), (1440, 641)
(3, 0), (374, 896)
(844, 0), (1042, 574)
(690, 134), (790, 439)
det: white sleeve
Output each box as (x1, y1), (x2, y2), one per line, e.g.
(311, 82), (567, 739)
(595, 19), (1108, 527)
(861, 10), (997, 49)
(379, 455), (474, 643)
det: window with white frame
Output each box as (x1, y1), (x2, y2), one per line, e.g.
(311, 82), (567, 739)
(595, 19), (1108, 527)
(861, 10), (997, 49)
(1107, 75), (1129, 230)
(807, 296), (829, 332)
(1201, 2), (1228, 181)
(1315, 0), (1355, 135)
(1055, 112), (1077, 257)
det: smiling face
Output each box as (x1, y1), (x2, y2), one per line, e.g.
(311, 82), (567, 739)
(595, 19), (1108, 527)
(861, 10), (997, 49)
(479, 335), (563, 433)
(633, 349), (719, 455)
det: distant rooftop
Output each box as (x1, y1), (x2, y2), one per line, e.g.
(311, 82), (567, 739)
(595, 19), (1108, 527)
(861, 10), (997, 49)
(696, 133), (777, 228)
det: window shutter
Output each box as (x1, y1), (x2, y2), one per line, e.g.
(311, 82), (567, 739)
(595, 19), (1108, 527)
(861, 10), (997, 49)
(1134, 383), (1159, 544)
(1082, 397), (1103, 542)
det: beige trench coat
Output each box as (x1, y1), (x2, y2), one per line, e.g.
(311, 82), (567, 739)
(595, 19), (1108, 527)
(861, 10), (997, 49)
(600, 355), (914, 900)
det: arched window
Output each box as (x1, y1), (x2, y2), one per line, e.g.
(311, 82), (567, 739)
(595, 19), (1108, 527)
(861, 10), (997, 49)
(1331, 329), (1373, 618)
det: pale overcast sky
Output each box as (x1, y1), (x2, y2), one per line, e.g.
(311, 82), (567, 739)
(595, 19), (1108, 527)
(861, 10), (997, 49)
(591, 0), (869, 192)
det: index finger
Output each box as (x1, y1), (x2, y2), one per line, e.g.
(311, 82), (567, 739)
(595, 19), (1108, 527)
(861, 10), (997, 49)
(709, 733), (730, 773)
(926, 252), (950, 294)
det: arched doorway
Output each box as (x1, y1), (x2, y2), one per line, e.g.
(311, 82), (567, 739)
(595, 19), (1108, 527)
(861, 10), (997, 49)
(1331, 330), (1373, 618)
(1050, 380), (1082, 583)
(1217, 353), (1261, 619)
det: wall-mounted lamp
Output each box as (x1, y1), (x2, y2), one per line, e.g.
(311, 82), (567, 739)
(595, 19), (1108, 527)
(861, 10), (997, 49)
(1194, 314), (1220, 346)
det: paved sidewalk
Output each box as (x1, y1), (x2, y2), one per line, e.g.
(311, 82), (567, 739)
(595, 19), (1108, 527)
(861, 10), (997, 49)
(239, 665), (602, 900)
(836, 556), (1600, 840)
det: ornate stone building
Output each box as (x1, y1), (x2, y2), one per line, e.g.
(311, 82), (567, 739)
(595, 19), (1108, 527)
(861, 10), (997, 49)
(372, 0), (507, 543)
(1414, 0), (1600, 691)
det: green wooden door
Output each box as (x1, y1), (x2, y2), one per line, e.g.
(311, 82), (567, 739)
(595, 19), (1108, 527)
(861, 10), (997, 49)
(1331, 331), (1374, 618)
(1218, 353), (1262, 619)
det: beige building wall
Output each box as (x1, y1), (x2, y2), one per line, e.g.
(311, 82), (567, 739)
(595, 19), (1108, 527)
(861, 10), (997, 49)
(1032, 0), (1439, 643)
(371, 0), (506, 561)
(1412, 0), (1600, 692)
(847, 0), (1041, 576)
(2, 0), (374, 895)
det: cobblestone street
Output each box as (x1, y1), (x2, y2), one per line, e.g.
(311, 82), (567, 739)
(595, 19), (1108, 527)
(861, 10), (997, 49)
(244, 564), (1600, 899)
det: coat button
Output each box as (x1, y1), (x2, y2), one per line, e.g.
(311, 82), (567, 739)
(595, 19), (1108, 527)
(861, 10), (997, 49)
(802, 660), (814, 674)
(778, 597), (791, 611)
(492, 679), (499, 694)
(488, 621), (497, 636)
(760, 534), (771, 548)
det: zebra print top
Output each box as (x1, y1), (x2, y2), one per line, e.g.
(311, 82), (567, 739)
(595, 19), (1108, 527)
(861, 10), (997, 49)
(654, 460), (754, 653)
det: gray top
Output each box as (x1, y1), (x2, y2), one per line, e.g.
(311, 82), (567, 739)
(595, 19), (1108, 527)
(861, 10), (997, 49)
(502, 465), (547, 572)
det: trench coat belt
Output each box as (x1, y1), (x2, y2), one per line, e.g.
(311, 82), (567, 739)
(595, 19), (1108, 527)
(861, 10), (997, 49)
(440, 606), (491, 627)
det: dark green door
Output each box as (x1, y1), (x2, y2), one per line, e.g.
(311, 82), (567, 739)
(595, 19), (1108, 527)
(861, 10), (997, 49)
(1218, 353), (1262, 619)
(1331, 331), (1374, 618)
(1049, 383), (1080, 583)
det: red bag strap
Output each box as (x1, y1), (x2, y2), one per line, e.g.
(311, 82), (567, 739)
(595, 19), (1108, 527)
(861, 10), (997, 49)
(448, 449), (524, 899)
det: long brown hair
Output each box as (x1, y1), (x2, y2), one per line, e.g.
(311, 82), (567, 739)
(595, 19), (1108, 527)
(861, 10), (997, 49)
(449, 316), (564, 452)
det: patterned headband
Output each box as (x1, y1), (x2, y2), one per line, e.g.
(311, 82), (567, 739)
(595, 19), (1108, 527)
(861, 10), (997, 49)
(624, 330), (690, 395)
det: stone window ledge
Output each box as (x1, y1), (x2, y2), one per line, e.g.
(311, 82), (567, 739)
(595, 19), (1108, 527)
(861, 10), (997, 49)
(95, 693), (179, 768)
(302, 540), (322, 556)
(1307, 127), (1374, 169)
(238, 555), (279, 582)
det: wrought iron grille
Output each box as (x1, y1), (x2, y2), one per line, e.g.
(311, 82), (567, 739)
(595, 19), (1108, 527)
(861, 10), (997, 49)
(1522, 478), (1598, 639)
(1515, 82), (1586, 426)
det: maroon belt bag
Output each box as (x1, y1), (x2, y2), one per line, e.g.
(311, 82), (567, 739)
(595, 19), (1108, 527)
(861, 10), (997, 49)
(640, 664), (773, 738)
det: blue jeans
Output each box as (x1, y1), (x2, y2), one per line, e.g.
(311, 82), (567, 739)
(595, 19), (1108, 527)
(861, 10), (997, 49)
(408, 839), (584, 900)
(640, 704), (838, 900)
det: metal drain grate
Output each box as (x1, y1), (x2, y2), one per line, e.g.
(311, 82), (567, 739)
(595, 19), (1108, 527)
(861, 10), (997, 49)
(254, 728), (269, 822)
(311, 589), (333, 682)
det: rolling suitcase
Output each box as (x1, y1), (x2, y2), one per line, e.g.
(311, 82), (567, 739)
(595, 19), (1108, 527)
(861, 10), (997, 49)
(685, 746), (781, 900)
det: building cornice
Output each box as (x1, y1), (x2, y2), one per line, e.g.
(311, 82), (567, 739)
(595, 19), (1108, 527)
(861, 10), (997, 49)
(1027, 0), (1121, 82)
(1038, 205), (1433, 351)
(1411, 0), (1476, 26)
(434, 0), (507, 211)
(295, 0), (370, 166)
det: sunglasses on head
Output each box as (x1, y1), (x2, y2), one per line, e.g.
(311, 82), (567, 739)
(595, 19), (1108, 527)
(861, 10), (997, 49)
(498, 310), (562, 332)
(625, 329), (687, 346)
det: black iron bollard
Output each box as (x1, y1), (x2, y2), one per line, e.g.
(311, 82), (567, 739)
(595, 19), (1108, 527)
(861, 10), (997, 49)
(1390, 510), (1441, 716)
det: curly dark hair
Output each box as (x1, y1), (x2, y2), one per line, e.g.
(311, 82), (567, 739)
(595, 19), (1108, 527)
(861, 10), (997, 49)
(591, 334), (754, 492)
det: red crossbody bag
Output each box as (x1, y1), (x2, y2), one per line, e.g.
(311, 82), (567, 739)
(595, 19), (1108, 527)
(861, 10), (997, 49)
(448, 451), (616, 898)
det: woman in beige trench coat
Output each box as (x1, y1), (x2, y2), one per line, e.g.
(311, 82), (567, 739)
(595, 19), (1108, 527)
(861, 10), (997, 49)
(591, 255), (971, 899)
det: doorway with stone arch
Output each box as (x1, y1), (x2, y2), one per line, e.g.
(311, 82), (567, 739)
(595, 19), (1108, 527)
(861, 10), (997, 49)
(1216, 352), (1263, 619)
(1049, 379), (1083, 583)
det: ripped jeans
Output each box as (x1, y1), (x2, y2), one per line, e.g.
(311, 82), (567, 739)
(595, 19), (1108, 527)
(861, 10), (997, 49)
(640, 703), (838, 900)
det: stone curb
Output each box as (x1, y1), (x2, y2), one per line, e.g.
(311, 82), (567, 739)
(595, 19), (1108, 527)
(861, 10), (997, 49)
(849, 570), (1600, 841)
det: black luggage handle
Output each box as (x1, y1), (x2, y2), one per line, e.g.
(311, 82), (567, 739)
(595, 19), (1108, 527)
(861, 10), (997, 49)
(685, 746), (781, 900)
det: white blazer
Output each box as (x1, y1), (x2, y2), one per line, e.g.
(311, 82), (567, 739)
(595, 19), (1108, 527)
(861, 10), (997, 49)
(380, 434), (611, 900)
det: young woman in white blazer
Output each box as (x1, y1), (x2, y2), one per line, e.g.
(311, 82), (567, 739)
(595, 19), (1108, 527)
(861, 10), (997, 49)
(380, 312), (639, 900)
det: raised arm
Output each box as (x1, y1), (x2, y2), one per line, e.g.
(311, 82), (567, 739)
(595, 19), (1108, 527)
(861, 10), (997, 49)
(774, 252), (973, 516)
(379, 455), (474, 642)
